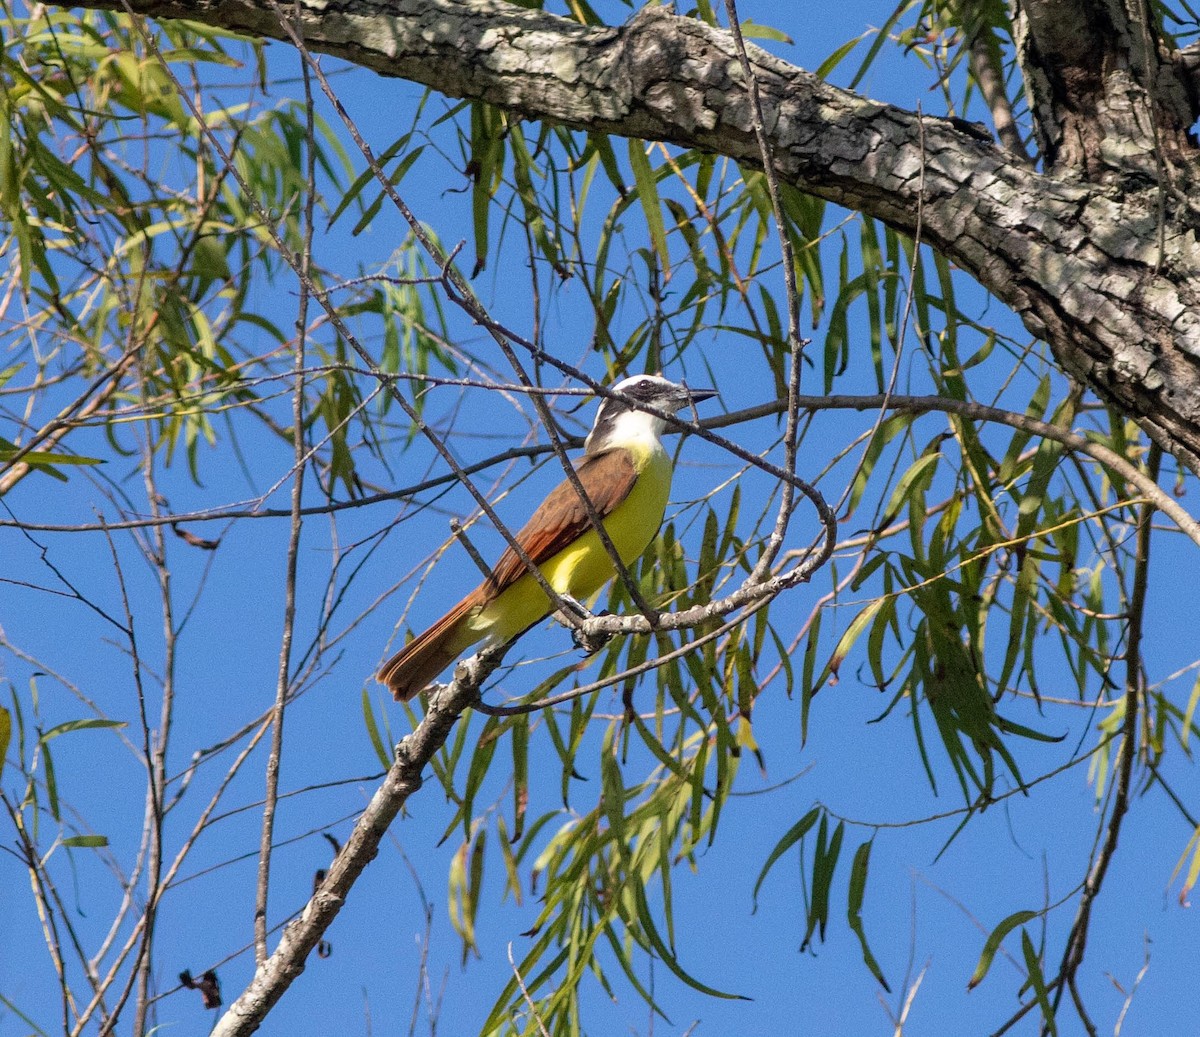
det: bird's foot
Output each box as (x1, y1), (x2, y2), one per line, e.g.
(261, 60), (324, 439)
(552, 596), (613, 654)
(571, 603), (616, 656)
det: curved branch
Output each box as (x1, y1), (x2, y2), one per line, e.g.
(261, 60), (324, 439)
(59, 0), (1200, 479)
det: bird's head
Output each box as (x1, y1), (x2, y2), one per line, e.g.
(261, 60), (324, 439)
(585, 375), (717, 454)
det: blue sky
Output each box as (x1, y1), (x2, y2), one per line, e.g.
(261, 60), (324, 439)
(3, 2), (1200, 1035)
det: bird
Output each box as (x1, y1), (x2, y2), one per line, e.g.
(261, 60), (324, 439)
(377, 374), (717, 700)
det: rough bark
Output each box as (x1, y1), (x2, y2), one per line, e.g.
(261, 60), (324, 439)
(67, 0), (1200, 473)
(1012, 0), (1195, 172)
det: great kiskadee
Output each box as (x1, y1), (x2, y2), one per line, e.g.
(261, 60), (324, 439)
(378, 375), (717, 700)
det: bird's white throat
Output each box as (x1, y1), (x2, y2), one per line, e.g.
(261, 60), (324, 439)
(586, 406), (668, 457)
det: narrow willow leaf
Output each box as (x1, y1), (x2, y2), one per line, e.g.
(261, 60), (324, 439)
(0, 446), (103, 467)
(0, 363), (23, 390)
(361, 688), (391, 770)
(802, 816), (843, 949)
(601, 921), (674, 1023)
(1182, 670), (1200, 750)
(484, 944), (570, 1037)
(460, 715), (501, 840)
(447, 841), (467, 941)
(62, 834), (108, 848)
(1170, 826), (1200, 905)
(600, 726), (629, 865)
(465, 824), (487, 961)
(737, 20), (793, 43)
(511, 712), (529, 841)
(882, 451), (940, 526)
(1021, 929), (1057, 1035)
(633, 880), (748, 1000)
(43, 740), (60, 822)
(996, 553), (1038, 696)
(825, 597), (886, 685)
(352, 146), (424, 235)
(630, 711), (688, 781)
(627, 139), (669, 276)
(470, 103), (504, 273)
(968, 909), (1038, 989)
(38, 717), (126, 741)
(848, 0), (910, 90)
(847, 839), (890, 990)
(815, 31), (871, 79)
(753, 807), (820, 910)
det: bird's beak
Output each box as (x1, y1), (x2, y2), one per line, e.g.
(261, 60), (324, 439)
(685, 387), (719, 404)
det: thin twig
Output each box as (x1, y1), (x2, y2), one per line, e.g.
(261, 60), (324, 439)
(721, 0), (806, 585)
(255, 3), (316, 964)
(1048, 443), (1160, 1034)
(277, 17), (661, 624)
(507, 943), (553, 1037)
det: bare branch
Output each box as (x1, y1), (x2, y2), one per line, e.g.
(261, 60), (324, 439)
(208, 647), (505, 1037)
(255, 0), (318, 965)
(1051, 444), (1160, 1030)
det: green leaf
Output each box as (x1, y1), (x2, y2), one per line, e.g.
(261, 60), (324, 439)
(459, 714), (500, 841)
(466, 824), (486, 957)
(43, 739), (59, 822)
(0, 438), (104, 483)
(627, 139), (670, 276)
(968, 909), (1038, 989)
(1021, 929), (1056, 1035)
(469, 103), (505, 273)
(0, 363), (23, 391)
(1172, 826), (1200, 904)
(753, 806), (820, 909)
(511, 712), (529, 842)
(601, 919), (674, 1023)
(600, 725), (629, 867)
(822, 597), (886, 688)
(39, 717), (126, 741)
(361, 688), (391, 770)
(737, 20), (794, 43)
(632, 879), (748, 1000)
(802, 815), (843, 950)
(62, 834), (108, 848)
(1182, 670), (1200, 750)
(815, 31), (872, 80)
(847, 839), (890, 990)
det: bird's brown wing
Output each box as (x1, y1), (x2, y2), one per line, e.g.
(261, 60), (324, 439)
(481, 448), (637, 600)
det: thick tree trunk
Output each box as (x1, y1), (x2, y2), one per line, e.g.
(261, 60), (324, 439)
(70, 0), (1200, 472)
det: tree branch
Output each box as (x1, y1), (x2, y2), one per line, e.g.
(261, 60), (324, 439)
(1012, 0), (1194, 171)
(48, 0), (1200, 476)
(1051, 443), (1160, 1033)
(255, 12), (317, 965)
(208, 647), (503, 1037)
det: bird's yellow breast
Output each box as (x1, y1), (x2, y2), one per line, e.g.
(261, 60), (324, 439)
(466, 442), (672, 645)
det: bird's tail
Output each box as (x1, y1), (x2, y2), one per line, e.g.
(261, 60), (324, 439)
(377, 593), (483, 700)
